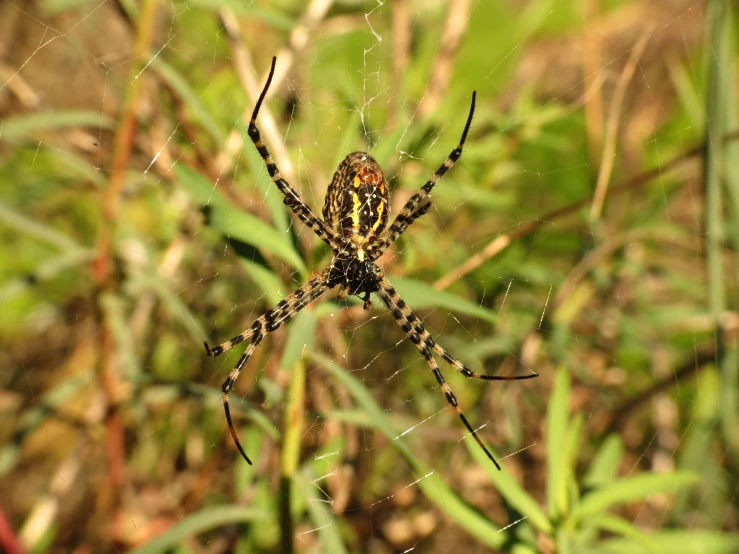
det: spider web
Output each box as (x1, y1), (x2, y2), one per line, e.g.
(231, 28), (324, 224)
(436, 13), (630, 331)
(0, 0), (736, 553)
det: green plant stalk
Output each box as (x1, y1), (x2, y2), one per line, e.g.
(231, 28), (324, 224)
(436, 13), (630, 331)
(281, 357), (306, 554)
(703, 0), (727, 321)
(705, 0), (739, 470)
(281, 359), (306, 474)
(547, 367), (571, 519)
(715, 3), (739, 469)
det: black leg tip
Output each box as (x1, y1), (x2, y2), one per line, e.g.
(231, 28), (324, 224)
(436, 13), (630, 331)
(204, 341), (222, 357)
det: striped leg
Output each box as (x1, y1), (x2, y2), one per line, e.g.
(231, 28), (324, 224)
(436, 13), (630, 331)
(375, 276), (535, 470)
(205, 269), (332, 464)
(378, 92), (476, 257)
(248, 57), (338, 250)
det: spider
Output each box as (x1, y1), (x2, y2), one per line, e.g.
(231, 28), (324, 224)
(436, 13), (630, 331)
(205, 57), (537, 470)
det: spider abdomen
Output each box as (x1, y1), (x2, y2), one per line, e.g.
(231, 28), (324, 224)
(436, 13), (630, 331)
(323, 152), (390, 240)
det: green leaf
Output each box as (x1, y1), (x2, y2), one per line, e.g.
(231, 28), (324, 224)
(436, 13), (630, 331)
(40, 0), (98, 17)
(0, 200), (87, 252)
(240, 259), (288, 306)
(563, 412), (582, 478)
(281, 311), (315, 476)
(590, 514), (659, 554)
(598, 530), (739, 554)
(185, 0), (296, 30)
(128, 506), (269, 554)
(390, 277), (496, 323)
(583, 435), (624, 488)
(210, 207), (306, 271)
(294, 468), (349, 554)
(152, 58), (226, 146)
(280, 309), (317, 373)
(466, 438), (552, 534)
(0, 111), (114, 142)
(310, 351), (507, 549)
(571, 472), (700, 522)
(546, 366), (570, 518)
(175, 164), (305, 272)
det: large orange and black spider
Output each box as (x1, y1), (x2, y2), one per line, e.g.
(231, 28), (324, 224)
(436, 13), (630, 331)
(205, 57), (537, 469)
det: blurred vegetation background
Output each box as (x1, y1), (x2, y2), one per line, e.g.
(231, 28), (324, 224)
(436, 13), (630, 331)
(1, 0), (738, 552)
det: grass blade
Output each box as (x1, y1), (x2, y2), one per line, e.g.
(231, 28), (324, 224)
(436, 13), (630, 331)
(546, 366), (570, 518)
(466, 438), (552, 533)
(598, 530), (739, 554)
(703, 0), (728, 320)
(570, 472), (700, 522)
(0, 111), (113, 142)
(128, 506), (269, 554)
(391, 276), (496, 323)
(175, 164), (305, 272)
(152, 58), (227, 145)
(590, 514), (659, 554)
(294, 468), (349, 554)
(583, 435), (624, 489)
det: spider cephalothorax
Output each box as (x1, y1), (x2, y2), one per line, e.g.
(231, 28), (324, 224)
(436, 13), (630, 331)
(328, 250), (382, 309)
(204, 57), (537, 469)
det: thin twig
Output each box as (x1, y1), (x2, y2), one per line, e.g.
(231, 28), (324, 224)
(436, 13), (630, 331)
(216, 0), (335, 179)
(418, 0), (473, 119)
(590, 28), (652, 221)
(582, 0), (604, 168)
(390, 0), (410, 128)
(217, 10), (296, 181)
(218, 3), (334, 258)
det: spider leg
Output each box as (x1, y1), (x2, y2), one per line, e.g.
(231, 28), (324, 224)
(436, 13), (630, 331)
(373, 92), (476, 259)
(431, 341), (538, 381)
(362, 291), (373, 310)
(375, 275), (531, 471)
(206, 269), (332, 464)
(248, 57), (338, 250)
(368, 201), (431, 260)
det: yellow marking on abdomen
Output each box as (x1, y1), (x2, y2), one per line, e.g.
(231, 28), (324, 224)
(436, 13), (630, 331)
(371, 200), (385, 232)
(351, 192), (361, 227)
